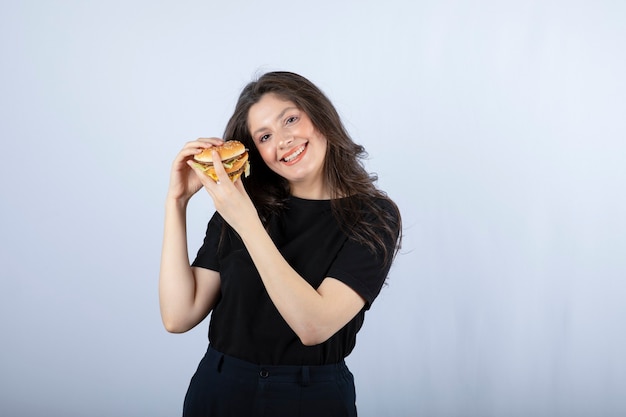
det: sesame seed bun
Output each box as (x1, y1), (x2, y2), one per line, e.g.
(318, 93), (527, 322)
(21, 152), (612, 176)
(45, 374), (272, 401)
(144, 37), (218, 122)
(194, 140), (246, 163)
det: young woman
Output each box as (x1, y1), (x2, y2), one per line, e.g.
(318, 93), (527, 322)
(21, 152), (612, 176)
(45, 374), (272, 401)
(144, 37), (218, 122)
(159, 71), (402, 417)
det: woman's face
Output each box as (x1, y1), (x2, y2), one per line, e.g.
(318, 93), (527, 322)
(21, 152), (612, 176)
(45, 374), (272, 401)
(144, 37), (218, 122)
(247, 93), (329, 199)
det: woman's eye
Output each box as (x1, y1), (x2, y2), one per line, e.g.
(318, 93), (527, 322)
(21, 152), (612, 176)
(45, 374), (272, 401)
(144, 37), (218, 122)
(259, 134), (270, 143)
(286, 116), (298, 124)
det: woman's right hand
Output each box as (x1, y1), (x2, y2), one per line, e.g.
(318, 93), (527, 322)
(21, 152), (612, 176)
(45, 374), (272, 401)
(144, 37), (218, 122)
(166, 137), (224, 202)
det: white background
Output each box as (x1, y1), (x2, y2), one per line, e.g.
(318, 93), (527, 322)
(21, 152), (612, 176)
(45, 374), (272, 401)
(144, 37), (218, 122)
(1, 1), (625, 416)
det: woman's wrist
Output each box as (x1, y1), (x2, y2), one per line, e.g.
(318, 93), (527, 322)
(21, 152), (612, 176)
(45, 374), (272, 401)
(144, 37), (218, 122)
(165, 194), (190, 211)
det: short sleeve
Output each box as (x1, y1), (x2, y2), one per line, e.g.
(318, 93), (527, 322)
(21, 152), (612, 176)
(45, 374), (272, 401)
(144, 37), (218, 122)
(326, 204), (399, 309)
(191, 212), (224, 271)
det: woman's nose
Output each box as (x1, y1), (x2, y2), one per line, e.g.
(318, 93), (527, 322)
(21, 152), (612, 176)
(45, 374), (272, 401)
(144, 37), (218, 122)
(278, 133), (294, 148)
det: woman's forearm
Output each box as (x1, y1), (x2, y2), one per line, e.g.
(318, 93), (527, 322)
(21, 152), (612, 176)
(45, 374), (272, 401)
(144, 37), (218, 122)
(238, 217), (364, 346)
(159, 198), (217, 333)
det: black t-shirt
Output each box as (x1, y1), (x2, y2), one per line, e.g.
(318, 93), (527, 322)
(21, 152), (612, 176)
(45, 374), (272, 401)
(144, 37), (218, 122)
(192, 195), (397, 365)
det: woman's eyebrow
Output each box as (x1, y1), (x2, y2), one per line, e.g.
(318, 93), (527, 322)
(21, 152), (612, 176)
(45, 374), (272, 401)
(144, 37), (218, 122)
(276, 106), (298, 121)
(251, 106), (298, 137)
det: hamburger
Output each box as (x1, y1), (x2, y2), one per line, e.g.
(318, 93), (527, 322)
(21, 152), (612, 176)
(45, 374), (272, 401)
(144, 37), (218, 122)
(192, 140), (250, 182)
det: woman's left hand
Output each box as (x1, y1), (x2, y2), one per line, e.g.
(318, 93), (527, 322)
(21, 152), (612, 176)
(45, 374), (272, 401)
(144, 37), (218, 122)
(187, 150), (259, 233)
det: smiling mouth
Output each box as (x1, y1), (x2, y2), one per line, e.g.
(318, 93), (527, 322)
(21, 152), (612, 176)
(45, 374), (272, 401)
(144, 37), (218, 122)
(281, 144), (307, 162)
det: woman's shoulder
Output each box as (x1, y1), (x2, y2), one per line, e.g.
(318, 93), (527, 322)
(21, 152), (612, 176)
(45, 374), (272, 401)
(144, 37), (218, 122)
(349, 193), (399, 218)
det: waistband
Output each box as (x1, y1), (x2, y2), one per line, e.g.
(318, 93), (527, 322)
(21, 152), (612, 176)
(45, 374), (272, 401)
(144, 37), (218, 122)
(206, 345), (349, 386)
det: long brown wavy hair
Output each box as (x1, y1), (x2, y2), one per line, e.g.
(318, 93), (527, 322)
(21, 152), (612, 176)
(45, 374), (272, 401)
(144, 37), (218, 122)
(223, 71), (401, 264)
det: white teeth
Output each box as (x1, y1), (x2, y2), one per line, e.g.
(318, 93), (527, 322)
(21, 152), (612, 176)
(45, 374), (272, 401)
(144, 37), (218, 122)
(283, 145), (305, 162)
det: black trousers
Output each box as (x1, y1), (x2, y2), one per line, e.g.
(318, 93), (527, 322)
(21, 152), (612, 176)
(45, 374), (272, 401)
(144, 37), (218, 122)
(182, 346), (358, 417)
